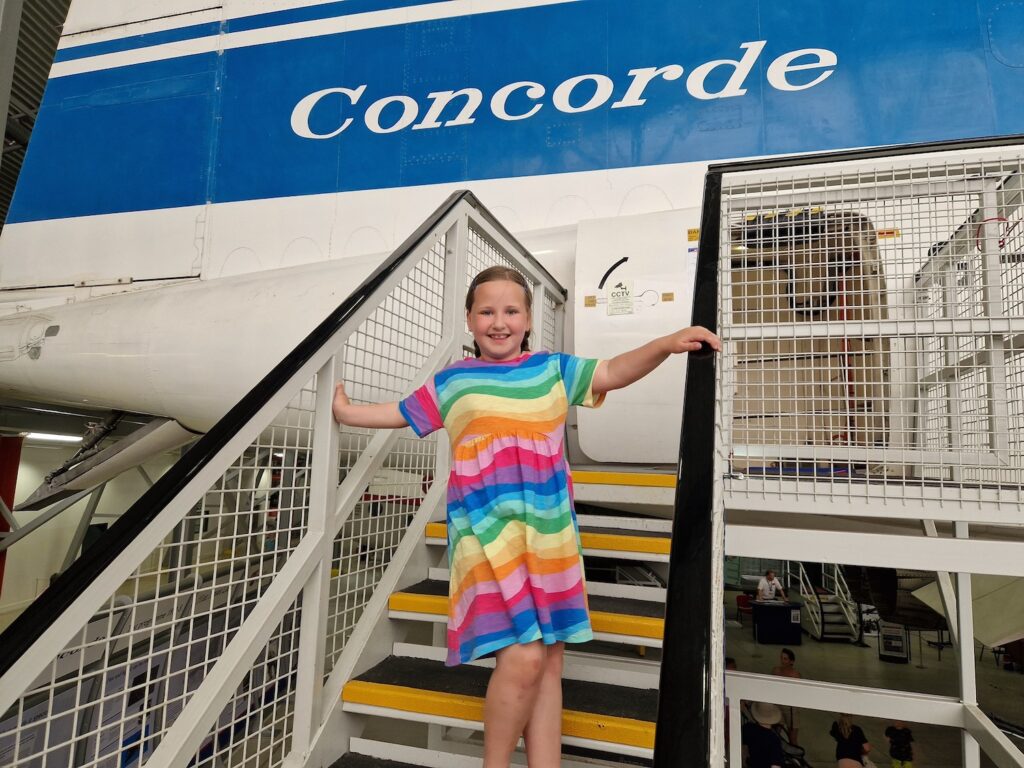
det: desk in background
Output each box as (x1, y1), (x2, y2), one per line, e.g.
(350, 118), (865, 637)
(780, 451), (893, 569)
(752, 600), (802, 645)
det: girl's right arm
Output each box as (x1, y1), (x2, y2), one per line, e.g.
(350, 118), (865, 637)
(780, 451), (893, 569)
(332, 382), (409, 428)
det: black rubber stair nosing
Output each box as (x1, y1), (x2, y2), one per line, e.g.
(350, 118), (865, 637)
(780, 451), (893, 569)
(352, 655), (658, 723)
(579, 526), (669, 540)
(330, 755), (429, 768)
(398, 579), (664, 619)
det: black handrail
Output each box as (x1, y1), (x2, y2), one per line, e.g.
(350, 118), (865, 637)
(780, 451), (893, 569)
(653, 170), (721, 767)
(0, 189), (560, 679)
(652, 133), (1024, 767)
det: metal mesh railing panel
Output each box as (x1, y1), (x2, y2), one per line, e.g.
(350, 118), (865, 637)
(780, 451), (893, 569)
(466, 223), (519, 284)
(324, 238), (446, 672)
(719, 152), (1024, 511)
(189, 599), (301, 768)
(325, 433), (434, 671)
(541, 292), (558, 352)
(0, 384), (317, 768)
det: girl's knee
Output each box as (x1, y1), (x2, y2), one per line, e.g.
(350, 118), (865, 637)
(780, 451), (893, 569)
(497, 642), (546, 684)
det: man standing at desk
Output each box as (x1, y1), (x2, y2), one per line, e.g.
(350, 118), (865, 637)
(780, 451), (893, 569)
(757, 569), (786, 602)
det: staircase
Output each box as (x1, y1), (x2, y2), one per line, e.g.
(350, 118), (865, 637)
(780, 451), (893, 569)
(786, 561), (859, 643)
(331, 507), (674, 766)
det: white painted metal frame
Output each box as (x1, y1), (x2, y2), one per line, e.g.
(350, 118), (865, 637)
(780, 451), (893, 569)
(714, 145), (1024, 768)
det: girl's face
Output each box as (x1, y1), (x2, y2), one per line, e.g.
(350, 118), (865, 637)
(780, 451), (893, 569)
(780, 651), (793, 667)
(467, 279), (531, 362)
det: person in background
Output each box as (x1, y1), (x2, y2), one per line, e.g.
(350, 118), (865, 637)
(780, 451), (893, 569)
(830, 713), (871, 768)
(771, 647), (801, 745)
(742, 702), (786, 768)
(884, 720), (914, 768)
(757, 569), (786, 601)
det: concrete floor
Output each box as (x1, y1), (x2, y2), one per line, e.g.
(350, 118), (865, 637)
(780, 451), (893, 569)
(725, 614), (1024, 768)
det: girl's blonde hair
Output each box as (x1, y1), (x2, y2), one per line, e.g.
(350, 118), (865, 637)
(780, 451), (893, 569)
(465, 266), (532, 357)
(837, 713), (853, 739)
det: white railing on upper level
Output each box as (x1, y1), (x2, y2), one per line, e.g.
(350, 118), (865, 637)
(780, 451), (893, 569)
(785, 560), (821, 640)
(822, 563), (859, 637)
(0, 192), (565, 768)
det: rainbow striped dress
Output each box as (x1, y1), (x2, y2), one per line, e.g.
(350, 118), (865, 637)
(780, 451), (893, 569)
(399, 351), (605, 665)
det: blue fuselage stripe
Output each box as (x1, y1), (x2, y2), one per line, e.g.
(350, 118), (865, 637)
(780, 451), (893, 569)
(53, 0), (455, 63)
(10, 0), (1024, 224)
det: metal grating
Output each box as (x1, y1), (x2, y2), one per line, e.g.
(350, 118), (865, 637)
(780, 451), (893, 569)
(189, 599), (302, 768)
(325, 239), (446, 670)
(718, 151), (1024, 515)
(0, 384), (316, 768)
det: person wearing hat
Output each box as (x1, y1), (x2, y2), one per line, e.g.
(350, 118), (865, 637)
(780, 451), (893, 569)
(742, 702), (786, 768)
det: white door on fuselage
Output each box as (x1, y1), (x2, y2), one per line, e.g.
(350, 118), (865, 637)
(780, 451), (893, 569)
(573, 208), (699, 464)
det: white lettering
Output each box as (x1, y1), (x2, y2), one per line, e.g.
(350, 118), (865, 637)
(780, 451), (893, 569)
(686, 40), (766, 100)
(290, 85), (367, 139)
(612, 65), (685, 108)
(290, 41), (840, 140)
(365, 95), (420, 134)
(413, 88), (484, 129)
(552, 74), (614, 114)
(767, 48), (837, 91)
(491, 81), (545, 121)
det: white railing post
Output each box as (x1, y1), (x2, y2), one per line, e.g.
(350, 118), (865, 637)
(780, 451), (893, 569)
(445, 211), (471, 357)
(287, 355), (341, 767)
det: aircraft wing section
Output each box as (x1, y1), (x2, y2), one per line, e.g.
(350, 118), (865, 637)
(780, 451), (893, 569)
(913, 576), (1024, 649)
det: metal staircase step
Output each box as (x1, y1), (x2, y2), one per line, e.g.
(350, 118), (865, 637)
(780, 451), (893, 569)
(331, 755), (427, 768)
(424, 521), (671, 563)
(341, 655), (658, 758)
(389, 579), (664, 646)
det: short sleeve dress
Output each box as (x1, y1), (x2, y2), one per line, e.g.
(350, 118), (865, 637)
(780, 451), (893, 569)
(399, 351), (604, 666)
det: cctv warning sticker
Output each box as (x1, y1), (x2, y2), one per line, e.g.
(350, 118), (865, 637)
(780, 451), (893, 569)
(606, 280), (634, 315)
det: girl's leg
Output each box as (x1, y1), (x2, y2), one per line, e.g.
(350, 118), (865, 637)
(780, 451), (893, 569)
(522, 642), (564, 768)
(483, 641), (546, 768)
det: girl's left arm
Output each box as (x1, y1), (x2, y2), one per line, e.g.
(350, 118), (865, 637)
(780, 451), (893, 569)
(591, 326), (721, 395)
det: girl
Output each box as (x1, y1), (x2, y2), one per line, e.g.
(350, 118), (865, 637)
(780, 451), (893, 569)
(830, 713), (871, 768)
(333, 265), (720, 768)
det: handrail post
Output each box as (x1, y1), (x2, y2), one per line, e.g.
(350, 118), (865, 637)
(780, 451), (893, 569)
(288, 355), (341, 767)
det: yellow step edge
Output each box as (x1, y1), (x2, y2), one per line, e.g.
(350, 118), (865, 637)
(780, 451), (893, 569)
(572, 470), (676, 488)
(581, 531), (670, 555)
(342, 680), (654, 749)
(388, 593), (663, 640)
(588, 610), (663, 640)
(425, 522), (669, 556)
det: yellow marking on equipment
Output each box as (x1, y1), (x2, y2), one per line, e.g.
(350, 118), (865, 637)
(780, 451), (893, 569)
(389, 592), (447, 614)
(389, 591), (664, 639)
(342, 681), (654, 748)
(687, 228), (700, 241)
(582, 531), (671, 555)
(584, 295), (597, 307)
(877, 228), (901, 238)
(428, 521), (669, 555)
(589, 610), (663, 639)
(572, 470), (675, 488)
(661, 291), (675, 302)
